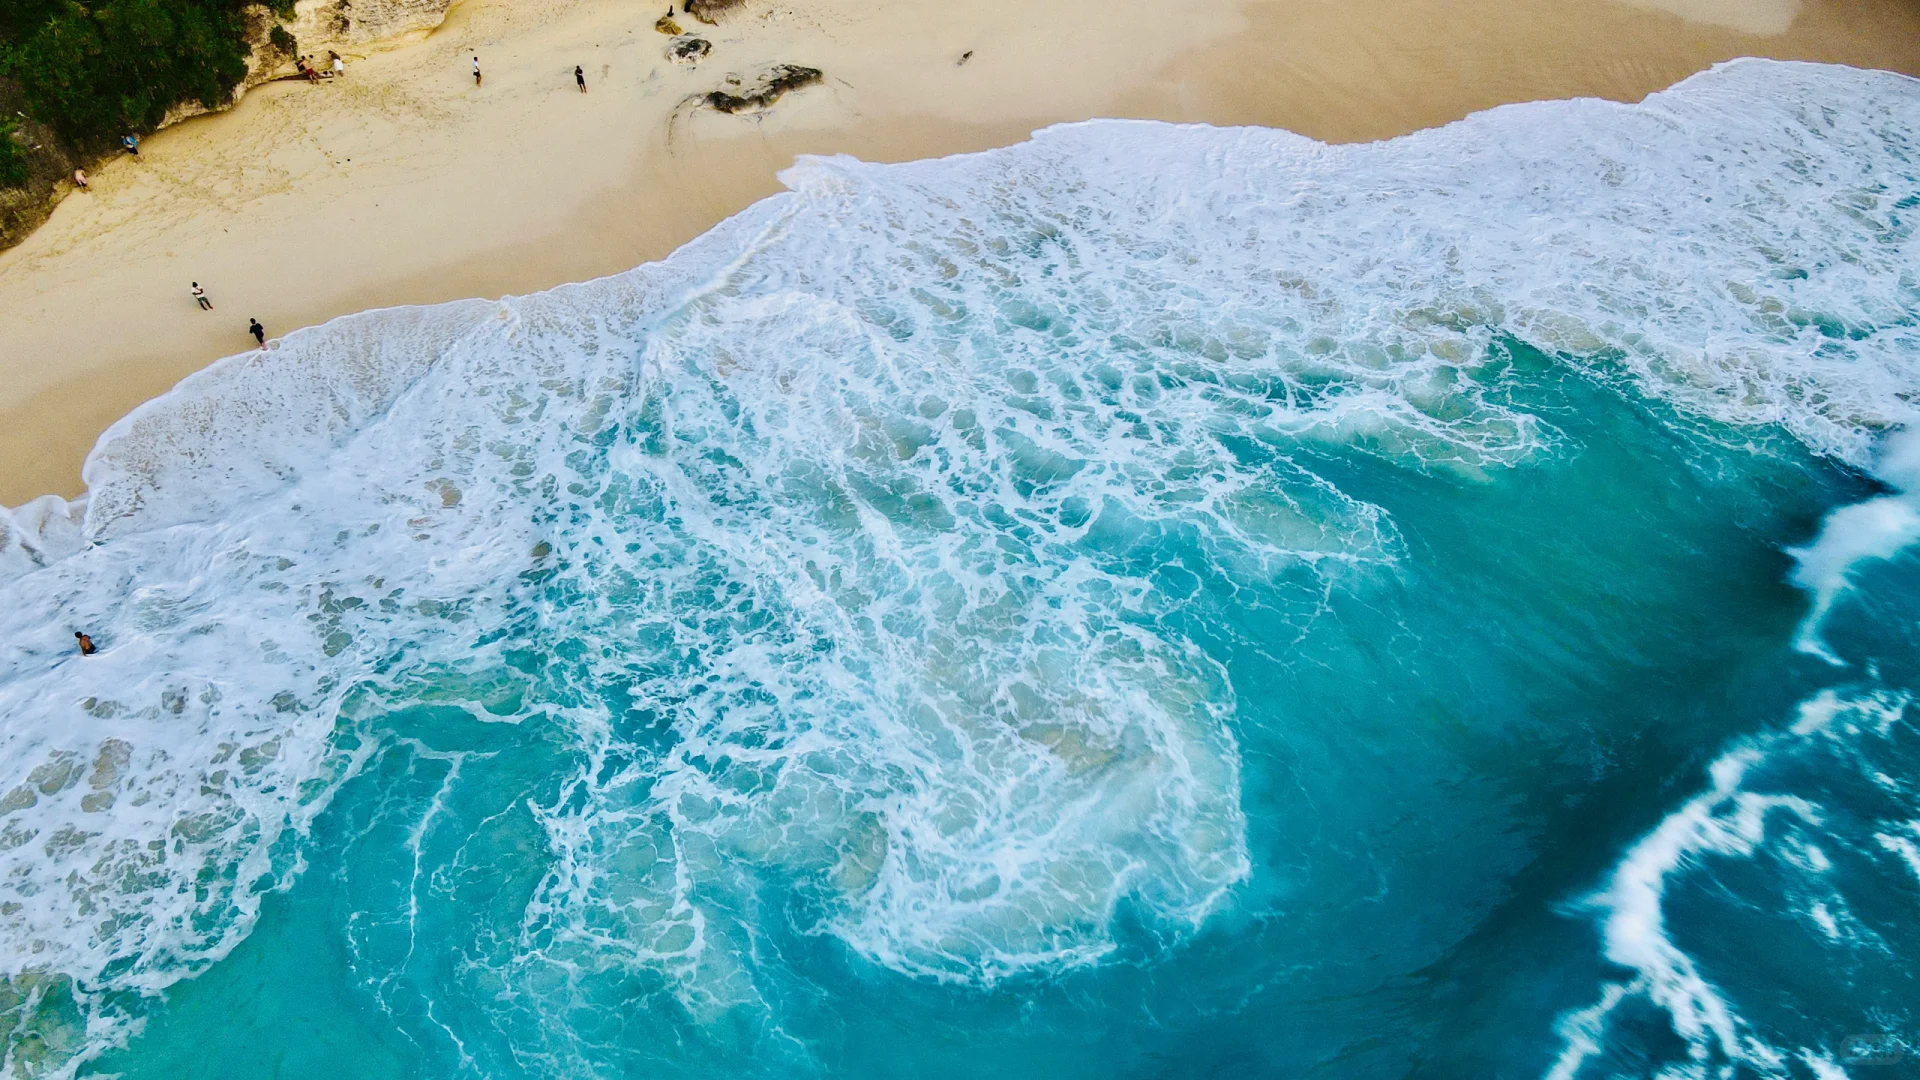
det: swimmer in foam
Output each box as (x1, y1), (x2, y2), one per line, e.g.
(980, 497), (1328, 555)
(74, 632), (96, 656)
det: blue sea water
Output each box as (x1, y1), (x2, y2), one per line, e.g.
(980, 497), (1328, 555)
(1, 57), (1918, 1079)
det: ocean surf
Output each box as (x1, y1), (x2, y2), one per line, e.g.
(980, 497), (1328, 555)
(0, 57), (1917, 1079)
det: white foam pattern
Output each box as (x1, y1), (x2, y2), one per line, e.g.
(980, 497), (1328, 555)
(1549, 690), (1920, 1079)
(0, 57), (1916, 1074)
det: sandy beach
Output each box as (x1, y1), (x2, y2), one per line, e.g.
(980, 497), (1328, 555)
(1, 0), (1917, 507)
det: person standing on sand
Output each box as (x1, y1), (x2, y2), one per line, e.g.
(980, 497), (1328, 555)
(575, 65), (586, 93)
(72, 168), (89, 191)
(192, 283), (211, 310)
(74, 632), (96, 656)
(332, 52), (345, 78)
(249, 318), (266, 348)
(473, 56), (482, 87)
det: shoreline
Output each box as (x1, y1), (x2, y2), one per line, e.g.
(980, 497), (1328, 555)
(3, 0), (1918, 508)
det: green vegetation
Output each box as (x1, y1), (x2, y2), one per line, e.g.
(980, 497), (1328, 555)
(0, 0), (284, 163)
(0, 119), (29, 186)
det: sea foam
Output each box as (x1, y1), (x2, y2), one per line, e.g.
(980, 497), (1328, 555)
(1550, 689), (1919, 1078)
(1790, 427), (1920, 663)
(0, 57), (1917, 1074)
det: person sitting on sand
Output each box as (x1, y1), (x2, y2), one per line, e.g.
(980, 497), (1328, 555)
(576, 65), (587, 93)
(122, 133), (139, 156)
(72, 168), (89, 191)
(74, 632), (96, 656)
(249, 318), (267, 348)
(192, 282), (211, 310)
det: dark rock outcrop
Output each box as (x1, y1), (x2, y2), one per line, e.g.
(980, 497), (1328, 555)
(0, 79), (79, 254)
(668, 37), (713, 63)
(702, 65), (822, 114)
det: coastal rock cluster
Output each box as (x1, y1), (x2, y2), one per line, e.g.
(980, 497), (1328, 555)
(207, 0), (461, 115)
(702, 65), (824, 113)
(285, 0), (458, 49)
(668, 37), (714, 64)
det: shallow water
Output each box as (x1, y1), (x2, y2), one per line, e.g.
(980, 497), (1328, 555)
(1, 58), (1917, 1079)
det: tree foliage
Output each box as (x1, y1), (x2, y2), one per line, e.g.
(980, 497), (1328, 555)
(0, 0), (260, 150)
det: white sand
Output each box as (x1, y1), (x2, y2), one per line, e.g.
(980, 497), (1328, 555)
(2, 0), (1917, 505)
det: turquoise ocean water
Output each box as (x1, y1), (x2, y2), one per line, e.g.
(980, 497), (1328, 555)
(1, 58), (1917, 1079)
